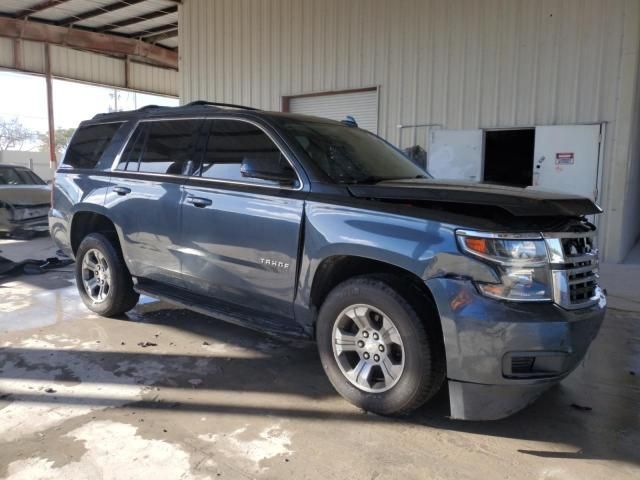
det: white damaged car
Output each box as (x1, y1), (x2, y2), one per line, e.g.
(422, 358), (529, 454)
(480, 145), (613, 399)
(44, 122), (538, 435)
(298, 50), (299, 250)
(0, 164), (51, 237)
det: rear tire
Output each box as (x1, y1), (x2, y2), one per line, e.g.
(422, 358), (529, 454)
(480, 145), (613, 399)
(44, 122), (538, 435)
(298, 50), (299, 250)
(75, 232), (139, 317)
(316, 275), (445, 415)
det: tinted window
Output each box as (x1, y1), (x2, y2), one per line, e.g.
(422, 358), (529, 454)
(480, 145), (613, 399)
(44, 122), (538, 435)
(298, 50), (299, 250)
(63, 123), (122, 169)
(118, 120), (201, 175)
(277, 119), (428, 184)
(117, 126), (147, 172)
(198, 120), (297, 187)
(0, 167), (44, 185)
(16, 169), (46, 185)
(0, 168), (23, 185)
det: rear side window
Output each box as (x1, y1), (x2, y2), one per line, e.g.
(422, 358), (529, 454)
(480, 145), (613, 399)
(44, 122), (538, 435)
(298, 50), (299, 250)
(117, 120), (202, 175)
(63, 123), (122, 169)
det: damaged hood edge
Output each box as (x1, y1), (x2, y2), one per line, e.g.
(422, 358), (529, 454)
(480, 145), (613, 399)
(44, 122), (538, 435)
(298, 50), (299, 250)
(0, 185), (51, 207)
(347, 181), (602, 217)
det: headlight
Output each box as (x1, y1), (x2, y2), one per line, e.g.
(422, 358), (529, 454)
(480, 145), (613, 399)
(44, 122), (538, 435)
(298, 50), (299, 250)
(456, 230), (551, 302)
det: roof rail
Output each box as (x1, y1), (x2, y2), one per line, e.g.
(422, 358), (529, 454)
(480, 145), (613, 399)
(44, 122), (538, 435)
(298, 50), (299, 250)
(184, 100), (260, 111)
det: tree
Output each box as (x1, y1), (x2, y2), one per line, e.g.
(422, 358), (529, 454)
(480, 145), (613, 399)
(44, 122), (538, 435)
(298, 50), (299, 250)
(0, 118), (35, 151)
(38, 127), (76, 158)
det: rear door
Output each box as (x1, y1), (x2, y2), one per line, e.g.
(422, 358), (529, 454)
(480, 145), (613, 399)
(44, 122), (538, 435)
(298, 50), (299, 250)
(107, 119), (202, 287)
(180, 118), (305, 322)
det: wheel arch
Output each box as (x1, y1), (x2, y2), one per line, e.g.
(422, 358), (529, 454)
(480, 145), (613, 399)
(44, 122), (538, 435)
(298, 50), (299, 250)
(307, 255), (445, 357)
(310, 255), (437, 310)
(69, 208), (122, 256)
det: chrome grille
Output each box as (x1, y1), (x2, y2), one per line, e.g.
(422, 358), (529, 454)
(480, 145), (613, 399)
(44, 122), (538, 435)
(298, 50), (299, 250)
(562, 235), (595, 257)
(544, 232), (601, 309)
(566, 263), (598, 304)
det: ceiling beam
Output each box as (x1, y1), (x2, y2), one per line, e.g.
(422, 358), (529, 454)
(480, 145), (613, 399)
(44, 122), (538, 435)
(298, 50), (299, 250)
(0, 16), (177, 69)
(143, 29), (178, 44)
(57, 0), (148, 27)
(15, 0), (72, 19)
(130, 22), (178, 37)
(96, 5), (178, 32)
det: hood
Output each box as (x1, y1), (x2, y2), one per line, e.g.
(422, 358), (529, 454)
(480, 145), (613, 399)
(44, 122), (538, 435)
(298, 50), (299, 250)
(347, 179), (601, 217)
(0, 185), (51, 207)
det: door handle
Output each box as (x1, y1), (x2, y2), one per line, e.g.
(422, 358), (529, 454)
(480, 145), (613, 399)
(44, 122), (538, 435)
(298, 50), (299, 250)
(186, 196), (212, 208)
(113, 186), (131, 196)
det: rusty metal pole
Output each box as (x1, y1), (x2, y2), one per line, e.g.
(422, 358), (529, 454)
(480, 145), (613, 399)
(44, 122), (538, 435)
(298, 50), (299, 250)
(44, 43), (56, 167)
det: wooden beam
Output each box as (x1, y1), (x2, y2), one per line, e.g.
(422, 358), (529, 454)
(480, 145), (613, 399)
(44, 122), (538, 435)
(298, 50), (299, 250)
(143, 29), (178, 44)
(57, 0), (148, 27)
(15, 0), (72, 19)
(0, 17), (178, 69)
(97, 6), (178, 32)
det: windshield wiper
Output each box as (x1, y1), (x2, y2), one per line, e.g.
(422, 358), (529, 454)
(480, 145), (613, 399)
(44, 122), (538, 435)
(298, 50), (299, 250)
(348, 176), (394, 185)
(347, 174), (430, 185)
(383, 174), (431, 181)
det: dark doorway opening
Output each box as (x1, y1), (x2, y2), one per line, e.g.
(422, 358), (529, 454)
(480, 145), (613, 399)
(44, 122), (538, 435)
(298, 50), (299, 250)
(483, 129), (535, 187)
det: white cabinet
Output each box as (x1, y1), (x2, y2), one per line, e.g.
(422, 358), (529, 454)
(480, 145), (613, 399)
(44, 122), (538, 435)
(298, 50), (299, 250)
(532, 124), (603, 201)
(427, 129), (483, 182)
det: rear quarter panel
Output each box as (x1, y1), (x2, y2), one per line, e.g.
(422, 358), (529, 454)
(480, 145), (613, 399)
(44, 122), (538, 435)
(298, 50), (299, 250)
(49, 171), (112, 258)
(50, 120), (135, 257)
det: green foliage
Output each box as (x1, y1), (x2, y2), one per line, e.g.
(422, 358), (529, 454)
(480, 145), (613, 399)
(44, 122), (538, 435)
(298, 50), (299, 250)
(38, 127), (76, 158)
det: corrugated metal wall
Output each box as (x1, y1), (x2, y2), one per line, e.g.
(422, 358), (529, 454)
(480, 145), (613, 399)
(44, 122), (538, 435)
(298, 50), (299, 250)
(0, 38), (178, 97)
(180, 0), (640, 262)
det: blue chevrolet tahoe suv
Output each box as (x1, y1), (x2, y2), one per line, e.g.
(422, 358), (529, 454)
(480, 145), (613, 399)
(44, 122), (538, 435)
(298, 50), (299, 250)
(50, 101), (606, 420)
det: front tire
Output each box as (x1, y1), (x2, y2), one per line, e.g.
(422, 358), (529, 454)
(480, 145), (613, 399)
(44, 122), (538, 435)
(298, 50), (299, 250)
(75, 233), (139, 317)
(316, 275), (445, 415)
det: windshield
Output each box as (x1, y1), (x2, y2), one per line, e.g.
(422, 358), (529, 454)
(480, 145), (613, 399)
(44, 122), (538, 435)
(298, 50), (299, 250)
(0, 167), (46, 186)
(278, 120), (429, 184)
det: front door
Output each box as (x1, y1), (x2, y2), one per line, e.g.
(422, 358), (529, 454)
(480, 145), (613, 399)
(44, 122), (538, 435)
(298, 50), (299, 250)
(180, 119), (305, 321)
(107, 119), (202, 287)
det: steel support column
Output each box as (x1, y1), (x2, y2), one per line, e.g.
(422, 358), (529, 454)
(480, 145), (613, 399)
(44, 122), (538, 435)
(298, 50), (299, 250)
(44, 44), (56, 167)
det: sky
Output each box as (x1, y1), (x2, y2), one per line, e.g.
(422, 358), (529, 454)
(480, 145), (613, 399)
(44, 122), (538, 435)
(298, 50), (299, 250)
(0, 70), (178, 135)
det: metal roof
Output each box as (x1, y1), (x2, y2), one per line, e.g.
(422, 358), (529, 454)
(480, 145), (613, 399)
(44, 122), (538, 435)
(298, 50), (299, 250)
(0, 0), (179, 50)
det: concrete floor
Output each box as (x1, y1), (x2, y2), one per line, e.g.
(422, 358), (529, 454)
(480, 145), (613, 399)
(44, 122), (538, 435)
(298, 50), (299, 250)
(1, 237), (639, 480)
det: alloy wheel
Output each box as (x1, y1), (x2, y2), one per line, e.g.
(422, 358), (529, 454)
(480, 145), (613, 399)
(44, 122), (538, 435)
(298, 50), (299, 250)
(331, 304), (405, 393)
(81, 248), (111, 303)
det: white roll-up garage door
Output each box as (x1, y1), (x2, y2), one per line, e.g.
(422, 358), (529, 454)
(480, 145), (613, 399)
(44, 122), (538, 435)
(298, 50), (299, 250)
(288, 89), (379, 134)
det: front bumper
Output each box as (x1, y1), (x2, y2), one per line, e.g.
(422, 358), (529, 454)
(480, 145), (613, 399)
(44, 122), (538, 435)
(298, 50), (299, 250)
(426, 277), (606, 420)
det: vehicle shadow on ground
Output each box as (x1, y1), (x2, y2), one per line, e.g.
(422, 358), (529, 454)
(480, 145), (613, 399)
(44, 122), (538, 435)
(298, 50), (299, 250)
(1, 302), (638, 468)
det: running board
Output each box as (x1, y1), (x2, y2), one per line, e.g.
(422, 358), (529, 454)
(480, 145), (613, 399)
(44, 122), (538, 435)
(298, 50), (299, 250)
(133, 279), (306, 339)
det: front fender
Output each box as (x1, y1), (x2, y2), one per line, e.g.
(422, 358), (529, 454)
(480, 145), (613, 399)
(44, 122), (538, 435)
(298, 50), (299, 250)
(294, 201), (498, 332)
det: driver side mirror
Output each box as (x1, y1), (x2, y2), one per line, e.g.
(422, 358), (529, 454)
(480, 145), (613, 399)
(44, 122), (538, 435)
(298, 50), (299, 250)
(240, 154), (297, 185)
